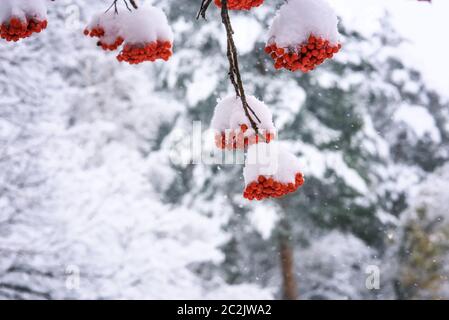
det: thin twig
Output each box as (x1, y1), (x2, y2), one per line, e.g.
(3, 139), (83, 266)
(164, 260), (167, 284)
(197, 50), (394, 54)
(197, 0), (213, 20)
(106, 0), (138, 14)
(129, 0), (138, 9)
(220, 0), (261, 133)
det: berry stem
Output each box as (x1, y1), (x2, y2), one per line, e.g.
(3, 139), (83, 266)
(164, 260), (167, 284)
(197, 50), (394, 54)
(220, 0), (261, 134)
(106, 0), (138, 14)
(197, 0), (213, 19)
(197, 0), (266, 138)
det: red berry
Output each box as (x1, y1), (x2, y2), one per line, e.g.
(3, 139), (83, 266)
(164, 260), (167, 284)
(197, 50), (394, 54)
(214, 0), (264, 10)
(265, 35), (341, 73)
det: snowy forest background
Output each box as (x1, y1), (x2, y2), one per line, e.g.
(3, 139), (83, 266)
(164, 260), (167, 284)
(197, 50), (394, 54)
(1, 0), (448, 299)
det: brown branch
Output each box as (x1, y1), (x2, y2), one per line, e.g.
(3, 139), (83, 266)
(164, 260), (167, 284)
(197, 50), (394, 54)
(106, 0), (138, 14)
(0, 283), (52, 300)
(278, 211), (298, 300)
(197, 0), (264, 135)
(280, 236), (298, 300)
(197, 0), (213, 20)
(220, 0), (261, 134)
(129, 0), (138, 9)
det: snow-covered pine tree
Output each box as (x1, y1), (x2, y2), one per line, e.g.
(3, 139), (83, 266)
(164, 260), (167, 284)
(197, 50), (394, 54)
(1, 0), (273, 299)
(388, 164), (449, 300)
(0, 23), (60, 299)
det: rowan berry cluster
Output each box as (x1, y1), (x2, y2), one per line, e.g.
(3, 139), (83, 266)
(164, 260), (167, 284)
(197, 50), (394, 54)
(265, 35), (341, 72)
(84, 27), (124, 51)
(215, 125), (275, 150)
(117, 41), (172, 64)
(214, 0), (264, 10)
(0, 17), (47, 42)
(243, 173), (304, 201)
(84, 4), (173, 65)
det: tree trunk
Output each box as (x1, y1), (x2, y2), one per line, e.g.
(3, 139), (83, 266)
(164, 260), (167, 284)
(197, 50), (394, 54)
(278, 217), (298, 300)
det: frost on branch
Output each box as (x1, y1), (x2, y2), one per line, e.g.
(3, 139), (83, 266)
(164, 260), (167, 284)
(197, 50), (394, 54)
(210, 95), (276, 150)
(0, 0), (47, 42)
(243, 142), (304, 201)
(85, 3), (173, 65)
(214, 0), (264, 11)
(265, 0), (341, 72)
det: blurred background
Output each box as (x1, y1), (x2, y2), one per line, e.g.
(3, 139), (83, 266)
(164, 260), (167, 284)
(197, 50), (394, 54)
(0, 0), (448, 299)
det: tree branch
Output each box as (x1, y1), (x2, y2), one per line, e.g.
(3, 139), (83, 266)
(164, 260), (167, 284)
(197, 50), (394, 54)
(129, 0), (138, 9)
(220, 0), (261, 134)
(106, 0), (138, 14)
(0, 283), (52, 300)
(197, 0), (213, 20)
(197, 0), (262, 134)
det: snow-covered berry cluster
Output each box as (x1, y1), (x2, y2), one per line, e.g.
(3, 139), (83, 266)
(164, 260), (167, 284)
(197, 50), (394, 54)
(211, 96), (304, 201)
(265, 35), (341, 72)
(84, 26), (124, 51)
(266, 0), (341, 73)
(211, 95), (276, 150)
(243, 142), (305, 201)
(117, 41), (172, 64)
(0, 0), (47, 42)
(214, 124), (275, 150)
(208, 0), (344, 200)
(84, 4), (173, 65)
(214, 0), (264, 11)
(243, 173), (304, 201)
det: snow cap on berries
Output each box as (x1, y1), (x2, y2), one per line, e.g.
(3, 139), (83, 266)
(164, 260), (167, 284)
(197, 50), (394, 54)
(211, 95), (276, 149)
(244, 142), (302, 185)
(244, 142), (281, 179)
(84, 3), (173, 64)
(0, 0), (47, 23)
(118, 4), (173, 45)
(0, 0), (48, 42)
(211, 95), (275, 133)
(267, 0), (339, 48)
(265, 0), (341, 72)
(85, 10), (121, 43)
(86, 3), (173, 46)
(243, 142), (304, 200)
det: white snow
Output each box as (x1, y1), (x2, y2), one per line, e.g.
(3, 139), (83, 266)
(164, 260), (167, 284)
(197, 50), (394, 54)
(408, 163), (449, 221)
(243, 142), (303, 185)
(299, 231), (376, 299)
(249, 205), (279, 240)
(275, 80), (306, 129)
(0, 0), (47, 23)
(211, 95), (276, 134)
(186, 60), (219, 106)
(267, 0), (340, 47)
(87, 3), (173, 45)
(119, 3), (173, 44)
(232, 16), (263, 55)
(87, 9), (122, 45)
(330, 0), (449, 98)
(393, 104), (441, 142)
(290, 141), (369, 195)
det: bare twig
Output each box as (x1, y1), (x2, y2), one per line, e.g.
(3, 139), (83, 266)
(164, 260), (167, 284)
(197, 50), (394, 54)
(197, 0), (213, 20)
(106, 0), (138, 14)
(197, 1), (264, 135)
(129, 0), (138, 9)
(220, 0), (261, 134)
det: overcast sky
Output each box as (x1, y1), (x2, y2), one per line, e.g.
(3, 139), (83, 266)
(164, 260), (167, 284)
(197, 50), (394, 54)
(330, 0), (449, 98)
